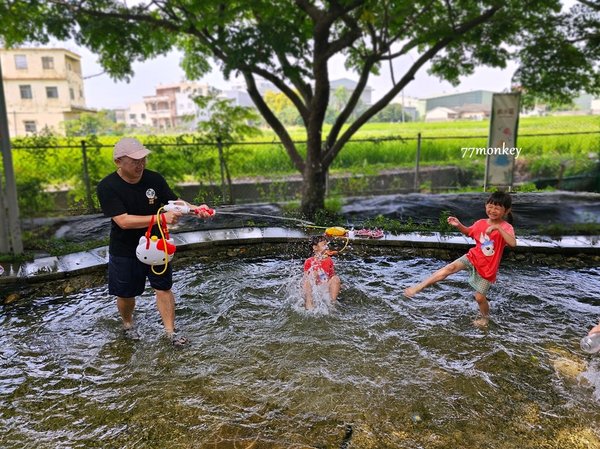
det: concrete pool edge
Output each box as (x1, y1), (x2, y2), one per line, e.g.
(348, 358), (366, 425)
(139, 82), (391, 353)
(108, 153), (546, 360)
(1, 227), (599, 300)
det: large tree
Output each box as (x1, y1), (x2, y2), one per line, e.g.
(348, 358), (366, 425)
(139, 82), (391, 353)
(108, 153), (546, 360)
(1, 0), (597, 217)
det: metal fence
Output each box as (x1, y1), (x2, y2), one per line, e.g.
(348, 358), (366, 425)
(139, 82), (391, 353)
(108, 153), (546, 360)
(4, 130), (599, 218)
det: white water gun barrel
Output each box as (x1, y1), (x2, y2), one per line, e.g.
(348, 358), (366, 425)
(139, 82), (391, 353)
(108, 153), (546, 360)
(163, 200), (191, 214)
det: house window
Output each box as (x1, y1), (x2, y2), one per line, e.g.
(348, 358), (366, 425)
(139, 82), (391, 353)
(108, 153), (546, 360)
(42, 56), (54, 69)
(141, 113), (146, 119)
(129, 113), (136, 120)
(46, 86), (59, 99)
(14, 54), (27, 69)
(70, 88), (75, 100)
(24, 121), (37, 133)
(19, 85), (33, 99)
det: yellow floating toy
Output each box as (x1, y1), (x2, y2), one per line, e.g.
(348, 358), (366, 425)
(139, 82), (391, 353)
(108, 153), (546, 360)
(325, 226), (348, 237)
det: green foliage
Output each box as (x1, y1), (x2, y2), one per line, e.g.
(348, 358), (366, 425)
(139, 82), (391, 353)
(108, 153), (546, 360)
(8, 115), (599, 217)
(194, 94), (262, 144)
(2, 0), (594, 217)
(370, 103), (413, 123)
(63, 110), (125, 136)
(313, 207), (344, 227)
(438, 210), (454, 232)
(362, 215), (435, 234)
(536, 222), (600, 237)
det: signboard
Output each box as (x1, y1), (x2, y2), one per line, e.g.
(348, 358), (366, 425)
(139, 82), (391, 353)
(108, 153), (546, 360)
(484, 93), (521, 191)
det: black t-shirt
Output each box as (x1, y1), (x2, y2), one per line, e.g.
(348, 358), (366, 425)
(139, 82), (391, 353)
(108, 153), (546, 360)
(97, 169), (178, 257)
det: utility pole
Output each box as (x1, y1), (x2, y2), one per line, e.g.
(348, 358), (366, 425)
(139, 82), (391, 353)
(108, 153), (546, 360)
(0, 55), (23, 254)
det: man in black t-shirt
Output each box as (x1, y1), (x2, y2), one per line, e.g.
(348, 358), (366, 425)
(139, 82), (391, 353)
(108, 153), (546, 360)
(97, 137), (212, 346)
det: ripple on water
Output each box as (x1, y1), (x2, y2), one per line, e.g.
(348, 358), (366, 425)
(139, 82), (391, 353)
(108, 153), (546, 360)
(1, 255), (600, 448)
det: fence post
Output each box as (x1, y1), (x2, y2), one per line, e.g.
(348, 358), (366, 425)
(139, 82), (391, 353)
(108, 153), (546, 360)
(81, 140), (95, 213)
(414, 132), (421, 192)
(0, 57), (23, 254)
(217, 137), (227, 202)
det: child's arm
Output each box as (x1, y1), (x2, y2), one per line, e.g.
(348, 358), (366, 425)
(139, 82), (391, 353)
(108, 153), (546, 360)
(447, 216), (469, 236)
(486, 224), (517, 247)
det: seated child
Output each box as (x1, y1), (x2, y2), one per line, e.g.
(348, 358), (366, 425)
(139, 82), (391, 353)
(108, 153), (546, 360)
(302, 235), (341, 310)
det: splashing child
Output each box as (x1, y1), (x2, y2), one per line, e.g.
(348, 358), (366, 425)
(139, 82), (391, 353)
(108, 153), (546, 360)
(302, 235), (342, 310)
(403, 191), (517, 327)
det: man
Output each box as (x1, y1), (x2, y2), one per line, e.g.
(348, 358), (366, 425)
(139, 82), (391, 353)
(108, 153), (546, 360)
(97, 137), (212, 346)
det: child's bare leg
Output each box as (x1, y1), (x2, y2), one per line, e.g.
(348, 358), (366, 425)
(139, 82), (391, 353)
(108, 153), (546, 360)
(329, 275), (341, 301)
(302, 275), (314, 310)
(404, 260), (465, 298)
(473, 292), (489, 327)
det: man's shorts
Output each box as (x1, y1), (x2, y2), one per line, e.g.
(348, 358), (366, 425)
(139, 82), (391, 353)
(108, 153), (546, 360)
(457, 255), (491, 296)
(108, 255), (173, 298)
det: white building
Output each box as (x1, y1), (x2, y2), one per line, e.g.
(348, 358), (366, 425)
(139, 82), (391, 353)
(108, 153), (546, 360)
(124, 102), (152, 128)
(592, 98), (600, 115)
(143, 81), (213, 130)
(424, 106), (458, 122)
(391, 94), (426, 121)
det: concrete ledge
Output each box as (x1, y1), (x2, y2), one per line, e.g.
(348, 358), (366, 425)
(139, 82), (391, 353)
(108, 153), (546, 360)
(1, 227), (599, 301)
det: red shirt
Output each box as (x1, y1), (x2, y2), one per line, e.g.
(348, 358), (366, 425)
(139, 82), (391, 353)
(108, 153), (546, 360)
(304, 256), (335, 283)
(465, 219), (514, 282)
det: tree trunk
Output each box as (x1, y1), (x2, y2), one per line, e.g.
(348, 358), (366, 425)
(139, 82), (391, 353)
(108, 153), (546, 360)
(300, 162), (327, 219)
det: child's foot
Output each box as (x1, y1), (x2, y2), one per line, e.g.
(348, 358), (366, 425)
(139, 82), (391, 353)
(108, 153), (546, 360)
(403, 287), (418, 298)
(473, 316), (489, 328)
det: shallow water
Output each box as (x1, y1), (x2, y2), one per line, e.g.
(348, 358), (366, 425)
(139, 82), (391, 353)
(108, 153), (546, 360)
(1, 255), (600, 448)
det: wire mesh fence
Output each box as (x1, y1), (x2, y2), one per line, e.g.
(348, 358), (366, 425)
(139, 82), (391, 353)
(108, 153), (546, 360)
(3, 129), (599, 218)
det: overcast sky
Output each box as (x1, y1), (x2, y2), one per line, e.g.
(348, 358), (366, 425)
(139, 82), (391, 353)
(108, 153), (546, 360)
(74, 42), (517, 110)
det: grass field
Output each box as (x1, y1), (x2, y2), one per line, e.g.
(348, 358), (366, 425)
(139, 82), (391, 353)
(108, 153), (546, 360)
(6, 115), (599, 215)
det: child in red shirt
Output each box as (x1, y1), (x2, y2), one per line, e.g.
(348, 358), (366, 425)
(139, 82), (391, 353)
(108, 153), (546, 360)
(404, 191), (516, 327)
(303, 235), (341, 310)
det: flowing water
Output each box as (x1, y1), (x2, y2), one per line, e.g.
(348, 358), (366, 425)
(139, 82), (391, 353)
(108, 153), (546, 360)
(1, 255), (600, 448)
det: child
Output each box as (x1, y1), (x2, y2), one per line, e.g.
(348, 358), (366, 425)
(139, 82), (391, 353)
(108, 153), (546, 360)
(589, 320), (600, 336)
(302, 235), (341, 310)
(403, 191), (517, 327)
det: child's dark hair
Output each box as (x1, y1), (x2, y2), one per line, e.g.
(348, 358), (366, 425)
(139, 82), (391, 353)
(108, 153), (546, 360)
(486, 191), (514, 224)
(308, 235), (328, 256)
(309, 235), (328, 247)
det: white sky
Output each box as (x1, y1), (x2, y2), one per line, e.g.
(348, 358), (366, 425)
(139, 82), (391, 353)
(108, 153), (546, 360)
(74, 42), (517, 110)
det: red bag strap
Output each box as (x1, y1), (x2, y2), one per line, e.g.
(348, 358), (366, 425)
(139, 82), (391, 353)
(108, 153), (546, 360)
(144, 214), (155, 249)
(145, 214), (155, 238)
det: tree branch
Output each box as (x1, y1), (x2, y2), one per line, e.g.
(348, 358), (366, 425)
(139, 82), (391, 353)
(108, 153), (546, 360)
(243, 72), (305, 172)
(328, 4), (503, 159)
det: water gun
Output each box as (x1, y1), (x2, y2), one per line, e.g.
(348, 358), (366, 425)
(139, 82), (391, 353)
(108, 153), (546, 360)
(163, 200), (215, 216)
(136, 201), (215, 274)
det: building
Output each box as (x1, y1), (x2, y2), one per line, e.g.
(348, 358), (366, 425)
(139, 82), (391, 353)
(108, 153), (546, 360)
(424, 90), (494, 112)
(424, 106), (458, 122)
(122, 102), (152, 129)
(391, 94), (427, 121)
(0, 47), (95, 136)
(592, 98), (600, 115)
(454, 104), (491, 120)
(143, 81), (213, 130)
